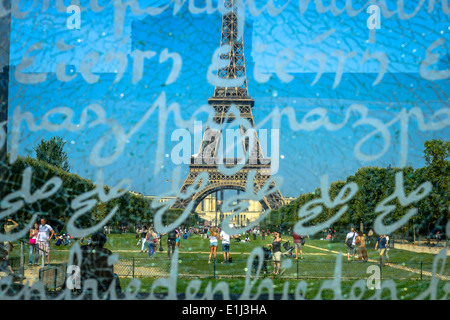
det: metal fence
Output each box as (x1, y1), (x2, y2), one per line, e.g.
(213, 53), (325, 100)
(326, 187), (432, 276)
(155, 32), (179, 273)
(0, 240), (64, 288)
(3, 256), (25, 282)
(4, 238), (447, 290)
(3, 256), (446, 293)
(112, 257), (448, 281)
(39, 264), (67, 290)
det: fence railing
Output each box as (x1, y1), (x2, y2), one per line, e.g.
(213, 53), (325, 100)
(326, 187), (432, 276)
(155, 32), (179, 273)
(111, 257), (448, 281)
(38, 264), (67, 291)
(3, 257), (24, 282)
(0, 240), (50, 284)
(3, 241), (447, 291)
(3, 257), (446, 294)
(18, 239), (48, 268)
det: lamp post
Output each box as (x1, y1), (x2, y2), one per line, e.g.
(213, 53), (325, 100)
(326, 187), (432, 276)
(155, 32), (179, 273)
(215, 191), (218, 227)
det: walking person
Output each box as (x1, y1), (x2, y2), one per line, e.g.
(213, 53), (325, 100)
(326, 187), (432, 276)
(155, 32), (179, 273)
(146, 228), (157, 258)
(266, 231), (282, 275)
(345, 227), (358, 262)
(375, 234), (388, 265)
(292, 230), (303, 260)
(28, 222), (40, 266)
(154, 231), (161, 255)
(208, 227), (218, 264)
(220, 228), (233, 263)
(356, 231), (368, 262)
(261, 229), (265, 240)
(175, 228), (181, 248)
(36, 218), (55, 266)
(140, 227), (148, 253)
(164, 228), (178, 260)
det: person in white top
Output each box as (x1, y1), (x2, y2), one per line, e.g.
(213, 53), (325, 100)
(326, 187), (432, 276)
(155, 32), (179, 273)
(220, 229), (233, 263)
(208, 227), (219, 264)
(345, 228), (358, 261)
(37, 218), (55, 266)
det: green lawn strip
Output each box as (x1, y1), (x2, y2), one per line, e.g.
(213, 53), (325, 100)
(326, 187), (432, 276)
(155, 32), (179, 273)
(118, 277), (447, 300)
(301, 239), (449, 275)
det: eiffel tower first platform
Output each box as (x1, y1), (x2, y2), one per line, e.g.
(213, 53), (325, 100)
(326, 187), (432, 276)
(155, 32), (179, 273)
(172, 0), (284, 211)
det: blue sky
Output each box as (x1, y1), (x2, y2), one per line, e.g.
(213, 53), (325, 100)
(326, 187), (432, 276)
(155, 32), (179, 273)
(9, 0), (450, 73)
(6, 0), (450, 198)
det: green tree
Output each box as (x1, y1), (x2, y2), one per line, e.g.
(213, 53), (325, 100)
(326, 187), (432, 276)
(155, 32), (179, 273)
(417, 139), (449, 236)
(33, 136), (71, 172)
(424, 139), (450, 168)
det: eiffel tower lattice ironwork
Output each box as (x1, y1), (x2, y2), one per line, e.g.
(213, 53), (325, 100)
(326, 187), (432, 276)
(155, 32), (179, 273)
(172, 0), (284, 211)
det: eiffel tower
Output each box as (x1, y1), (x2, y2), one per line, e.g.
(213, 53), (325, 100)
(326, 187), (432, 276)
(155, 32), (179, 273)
(172, 0), (284, 212)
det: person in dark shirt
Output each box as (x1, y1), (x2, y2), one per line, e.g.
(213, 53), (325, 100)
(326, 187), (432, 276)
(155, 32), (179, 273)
(0, 241), (14, 275)
(435, 231), (442, 244)
(80, 232), (121, 295)
(162, 229), (178, 260)
(374, 234), (388, 265)
(266, 231), (282, 275)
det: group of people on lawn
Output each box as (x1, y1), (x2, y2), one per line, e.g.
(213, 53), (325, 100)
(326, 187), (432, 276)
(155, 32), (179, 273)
(205, 226), (391, 275)
(206, 226), (305, 275)
(136, 226), (182, 259)
(345, 227), (390, 264)
(1, 218), (56, 275)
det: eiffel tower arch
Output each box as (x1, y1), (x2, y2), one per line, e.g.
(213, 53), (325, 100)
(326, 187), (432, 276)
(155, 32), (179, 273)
(172, 0), (284, 213)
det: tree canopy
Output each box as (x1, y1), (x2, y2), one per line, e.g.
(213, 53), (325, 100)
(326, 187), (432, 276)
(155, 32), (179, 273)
(33, 136), (71, 172)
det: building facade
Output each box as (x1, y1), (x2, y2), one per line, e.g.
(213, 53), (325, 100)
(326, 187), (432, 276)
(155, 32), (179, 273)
(141, 192), (295, 227)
